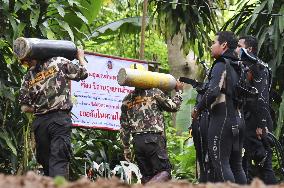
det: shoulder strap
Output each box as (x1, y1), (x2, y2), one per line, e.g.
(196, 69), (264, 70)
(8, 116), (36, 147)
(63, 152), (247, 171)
(224, 58), (233, 97)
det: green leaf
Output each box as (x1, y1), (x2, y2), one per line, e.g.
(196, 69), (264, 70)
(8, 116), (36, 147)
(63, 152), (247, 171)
(75, 11), (88, 24)
(21, 1), (32, 10)
(57, 20), (74, 41)
(274, 19), (280, 50)
(79, 0), (102, 23)
(257, 27), (269, 54)
(193, 39), (199, 57)
(279, 5), (284, 33)
(2, 88), (15, 101)
(90, 16), (149, 38)
(276, 38), (284, 66)
(17, 23), (26, 37)
(67, 0), (76, 6)
(0, 131), (17, 156)
(7, 15), (17, 40)
(176, 89), (197, 132)
(30, 8), (40, 28)
(73, 27), (89, 39)
(39, 24), (56, 39)
(46, 29), (56, 39)
(246, 1), (267, 32)
(14, 1), (22, 12)
(171, 0), (178, 9)
(39, 25), (47, 37)
(99, 148), (107, 161)
(64, 0), (102, 31)
(56, 5), (65, 17)
(267, 0), (274, 14)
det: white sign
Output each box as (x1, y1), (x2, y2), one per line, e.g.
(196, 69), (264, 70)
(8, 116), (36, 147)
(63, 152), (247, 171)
(71, 53), (148, 130)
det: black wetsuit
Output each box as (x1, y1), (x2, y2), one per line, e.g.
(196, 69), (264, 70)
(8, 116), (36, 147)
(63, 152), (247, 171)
(192, 93), (210, 182)
(192, 81), (217, 182)
(195, 49), (247, 184)
(243, 62), (277, 184)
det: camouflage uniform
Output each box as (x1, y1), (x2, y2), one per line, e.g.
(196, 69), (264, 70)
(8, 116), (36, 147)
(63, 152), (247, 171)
(19, 57), (88, 178)
(120, 88), (182, 183)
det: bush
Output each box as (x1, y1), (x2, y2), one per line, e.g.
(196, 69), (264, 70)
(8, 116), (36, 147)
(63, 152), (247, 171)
(166, 126), (197, 182)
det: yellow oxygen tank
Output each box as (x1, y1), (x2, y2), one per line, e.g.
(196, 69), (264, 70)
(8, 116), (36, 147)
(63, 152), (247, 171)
(117, 68), (177, 91)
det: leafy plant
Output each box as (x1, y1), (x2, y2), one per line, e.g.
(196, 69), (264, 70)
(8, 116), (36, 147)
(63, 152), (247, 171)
(223, 3), (284, 181)
(149, 0), (231, 58)
(70, 128), (123, 180)
(0, 0), (103, 175)
(166, 126), (197, 182)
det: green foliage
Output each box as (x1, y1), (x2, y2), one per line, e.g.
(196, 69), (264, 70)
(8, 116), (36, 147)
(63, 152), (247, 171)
(222, 0), (284, 92)
(86, 0), (169, 70)
(223, 0), (284, 163)
(166, 126), (197, 182)
(90, 16), (147, 39)
(1, 0), (103, 45)
(0, 0), (282, 181)
(0, 0), (102, 175)
(223, 0), (284, 65)
(275, 93), (284, 138)
(176, 88), (197, 133)
(272, 147), (284, 182)
(70, 128), (123, 180)
(0, 36), (27, 173)
(144, 33), (169, 70)
(86, 25), (169, 70)
(150, 0), (229, 58)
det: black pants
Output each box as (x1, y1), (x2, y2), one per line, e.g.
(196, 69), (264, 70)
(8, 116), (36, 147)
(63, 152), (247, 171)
(243, 112), (277, 184)
(33, 111), (72, 178)
(192, 111), (215, 182)
(133, 133), (171, 182)
(208, 102), (246, 184)
(243, 148), (277, 184)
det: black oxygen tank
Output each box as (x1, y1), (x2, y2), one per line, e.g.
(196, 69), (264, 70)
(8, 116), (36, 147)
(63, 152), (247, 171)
(13, 37), (77, 60)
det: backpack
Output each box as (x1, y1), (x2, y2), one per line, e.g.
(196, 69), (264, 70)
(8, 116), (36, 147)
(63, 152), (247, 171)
(223, 58), (258, 106)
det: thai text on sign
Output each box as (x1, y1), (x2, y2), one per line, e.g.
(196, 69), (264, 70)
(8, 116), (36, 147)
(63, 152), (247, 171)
(70, 53), (148, 130)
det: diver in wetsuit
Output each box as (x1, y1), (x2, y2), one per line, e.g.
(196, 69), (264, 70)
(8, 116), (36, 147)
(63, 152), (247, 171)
(237, 36), (277, 184)
(190, 80), (212, 182)
(192, 31), (247, 184)
(180, 73), (212, 182)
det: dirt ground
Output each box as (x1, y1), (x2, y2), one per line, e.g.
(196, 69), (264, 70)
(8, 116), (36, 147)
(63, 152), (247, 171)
(0, 172), (283, 188)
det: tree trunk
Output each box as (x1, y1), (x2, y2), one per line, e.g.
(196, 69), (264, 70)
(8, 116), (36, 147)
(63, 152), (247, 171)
(139, 0), (148, 60)
(167, 33), (199, 134)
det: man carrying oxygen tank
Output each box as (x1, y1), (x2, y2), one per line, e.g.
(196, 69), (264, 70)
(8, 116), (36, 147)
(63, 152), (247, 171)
(15, 38), (88, 179)
(119, 64), (183, 184)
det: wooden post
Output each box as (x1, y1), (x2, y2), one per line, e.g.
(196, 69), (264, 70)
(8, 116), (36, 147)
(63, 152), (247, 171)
(139, 0), (148, 60)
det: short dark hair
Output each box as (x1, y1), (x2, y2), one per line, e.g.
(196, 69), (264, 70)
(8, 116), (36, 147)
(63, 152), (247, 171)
(217, 31), (238, 50)
(239, 35), (258, 55)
